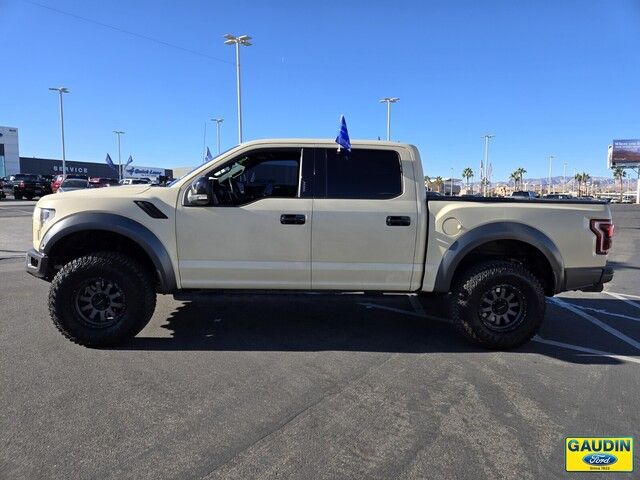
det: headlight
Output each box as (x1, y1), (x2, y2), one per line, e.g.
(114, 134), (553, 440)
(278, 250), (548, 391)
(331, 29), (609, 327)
(34, 208), (55, 242)
(39, 208), (56, 226)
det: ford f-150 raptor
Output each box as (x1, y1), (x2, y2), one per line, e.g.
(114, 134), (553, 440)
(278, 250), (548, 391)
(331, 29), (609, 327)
(26, 139), (614, 348)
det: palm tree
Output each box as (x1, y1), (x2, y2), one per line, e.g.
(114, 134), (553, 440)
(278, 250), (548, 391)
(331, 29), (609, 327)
(462, 167), (473, 192)
(574, 173), (583, 196)
(613, 167), (626, 202)
(574, 172), (590, 196)
(516, 167), (527, 189)
(434, 176), (444, 193)
(509, 171), (520, 189)
(582, 172), (591, 196)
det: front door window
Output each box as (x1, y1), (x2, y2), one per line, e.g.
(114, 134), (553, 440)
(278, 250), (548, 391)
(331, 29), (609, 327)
(208, 149), (302, 206)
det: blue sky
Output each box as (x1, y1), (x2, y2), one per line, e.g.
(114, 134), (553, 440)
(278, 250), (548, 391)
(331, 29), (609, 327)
(1, 0), (639, 180)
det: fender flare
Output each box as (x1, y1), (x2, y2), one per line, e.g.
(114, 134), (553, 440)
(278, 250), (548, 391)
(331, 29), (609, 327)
(40, 212), (177, 293)
(433, 221), (564, 294)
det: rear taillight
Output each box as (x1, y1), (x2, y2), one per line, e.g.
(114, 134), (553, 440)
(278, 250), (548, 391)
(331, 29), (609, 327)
(19, 180), (25, 188)
(590, 219), (614, 255)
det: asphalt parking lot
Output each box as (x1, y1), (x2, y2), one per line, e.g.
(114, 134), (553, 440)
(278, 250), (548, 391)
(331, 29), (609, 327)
(1, 200), (638, 479)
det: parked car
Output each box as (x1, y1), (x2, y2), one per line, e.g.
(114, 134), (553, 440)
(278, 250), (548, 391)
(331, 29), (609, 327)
(51, 174), (88, 193)
(51, 175), (64, 193)
(0, 178), (6, 199)
(621, 197), (633, 204)
(37, 175), (54, 196)
(57, 178), (89, 193)
(88, 177), (120, 188)
(2, 173), (42, 200)
(27, 139), (614, 350)
(511, 190), (538, 199)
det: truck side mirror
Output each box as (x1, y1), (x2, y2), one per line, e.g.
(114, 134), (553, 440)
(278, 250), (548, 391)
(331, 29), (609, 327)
(185, 177), (213, 206)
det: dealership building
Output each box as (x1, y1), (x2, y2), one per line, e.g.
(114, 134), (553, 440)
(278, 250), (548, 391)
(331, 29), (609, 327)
(0, 126), (20, 177)
(1, 125), (172, 180)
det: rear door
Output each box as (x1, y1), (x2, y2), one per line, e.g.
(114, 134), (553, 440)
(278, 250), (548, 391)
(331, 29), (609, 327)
(311, 147), (418, 290)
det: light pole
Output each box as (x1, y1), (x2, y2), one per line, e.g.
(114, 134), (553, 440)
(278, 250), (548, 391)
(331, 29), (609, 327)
(202, 121), (207, 162)
(481, 134), (495, 196)
(49, 87), (69, 176)
(379, 97), (399, 141)
(224, 34), (252, 144)
(548, 155), (555, 194)
(563, 162), (567, 193)
(212, 118), (224, 154)
(450, 167), (454, 196)
(113, 130), (125, 181)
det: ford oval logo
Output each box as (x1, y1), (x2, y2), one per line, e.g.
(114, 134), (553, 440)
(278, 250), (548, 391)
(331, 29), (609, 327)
(582, 453), (617, 465)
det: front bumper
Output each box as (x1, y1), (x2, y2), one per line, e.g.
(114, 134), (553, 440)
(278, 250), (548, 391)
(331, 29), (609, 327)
(563, 265), (613, 293)
(25, 249), (50, 280)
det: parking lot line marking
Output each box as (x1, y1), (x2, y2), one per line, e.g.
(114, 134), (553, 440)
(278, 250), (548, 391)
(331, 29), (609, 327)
(550, 297), (640, 352)
(608, 291), (640, 301)
(408, 295), (427, 317)
(605, 291), (640, 312)
(572, 304), (640, 323)
(532, 335), (640, 365)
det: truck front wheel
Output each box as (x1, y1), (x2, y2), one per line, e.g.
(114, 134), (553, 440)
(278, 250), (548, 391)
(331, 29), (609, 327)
(451, 261), (545, 349)
(48, 252), (156, 347)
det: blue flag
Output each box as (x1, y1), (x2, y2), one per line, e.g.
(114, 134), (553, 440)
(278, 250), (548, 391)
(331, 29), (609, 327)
(205, 147), (213, 162)
(335, 115), (351, 151)
(125, 155), (133, 167)
(105, 153), (116, 170)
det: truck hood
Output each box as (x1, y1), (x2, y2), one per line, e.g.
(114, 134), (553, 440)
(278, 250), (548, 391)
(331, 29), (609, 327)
(55, 184), (152, 198)
(36, 184), (154, 210)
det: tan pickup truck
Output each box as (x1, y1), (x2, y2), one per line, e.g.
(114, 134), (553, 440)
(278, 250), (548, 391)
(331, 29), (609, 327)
(26, 139), (614, 348)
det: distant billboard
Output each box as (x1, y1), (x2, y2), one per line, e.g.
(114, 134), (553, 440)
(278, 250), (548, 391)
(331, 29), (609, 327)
(123, 164), (168, 180)
(611, 140), (640, 167)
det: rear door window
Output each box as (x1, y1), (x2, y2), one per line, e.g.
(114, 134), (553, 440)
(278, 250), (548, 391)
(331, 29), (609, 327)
(316, 148), (402, 199)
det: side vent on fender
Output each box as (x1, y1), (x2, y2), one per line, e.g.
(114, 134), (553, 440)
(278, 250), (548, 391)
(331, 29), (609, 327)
(134, 200), (168, 219)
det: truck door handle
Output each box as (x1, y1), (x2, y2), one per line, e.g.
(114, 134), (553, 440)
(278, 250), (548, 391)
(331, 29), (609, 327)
(280, 214), (306, 225)
(386, 216), (411, 226)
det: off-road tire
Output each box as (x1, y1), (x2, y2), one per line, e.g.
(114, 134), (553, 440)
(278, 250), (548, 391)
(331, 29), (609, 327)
(450, 261), (545, 349)
(14, 193), (22, 200)
(48, 252), (156, 347)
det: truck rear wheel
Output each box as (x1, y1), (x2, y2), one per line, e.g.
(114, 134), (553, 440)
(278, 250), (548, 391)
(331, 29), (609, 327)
(48, 252), (156, 347)
(450, 261), (545, 349)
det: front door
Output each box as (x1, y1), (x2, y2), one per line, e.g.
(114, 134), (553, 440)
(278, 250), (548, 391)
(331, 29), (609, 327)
(176, 147), (312, 289)
(311, 147), (418, 290)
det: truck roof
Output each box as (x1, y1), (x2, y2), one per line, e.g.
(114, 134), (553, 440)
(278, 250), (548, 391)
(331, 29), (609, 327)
(237, 138), (415, 149)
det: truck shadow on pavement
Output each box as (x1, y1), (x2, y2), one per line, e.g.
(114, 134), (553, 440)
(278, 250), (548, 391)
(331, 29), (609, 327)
(607, 260), (640, 271)
(121, 293), (640, 365)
